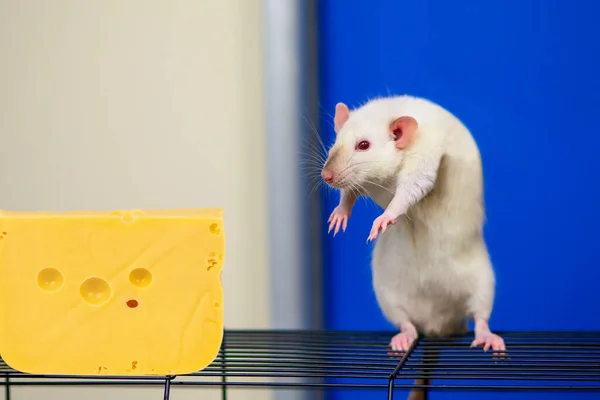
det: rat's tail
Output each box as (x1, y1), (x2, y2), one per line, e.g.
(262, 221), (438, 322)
(406, 345), (440, 400)
(405, 322), (468, 400)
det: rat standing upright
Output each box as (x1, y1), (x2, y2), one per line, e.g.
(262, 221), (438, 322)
(321, 95), (505, 399)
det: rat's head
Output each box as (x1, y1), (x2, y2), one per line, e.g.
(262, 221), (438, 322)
(321, 101), (418, 190)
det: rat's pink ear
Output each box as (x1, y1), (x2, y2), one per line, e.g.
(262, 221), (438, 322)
(390, 116), (418, 150)
(334, 102), (350, 132)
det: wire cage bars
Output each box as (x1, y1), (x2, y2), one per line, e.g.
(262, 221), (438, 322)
(1, 330), (600, 400)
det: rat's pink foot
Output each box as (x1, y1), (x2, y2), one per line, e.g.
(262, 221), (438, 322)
(471, 331), (506, 359)
(367, 212), (397, 241)
(389, 331), (417, 352)
(328, 206), (350, 236)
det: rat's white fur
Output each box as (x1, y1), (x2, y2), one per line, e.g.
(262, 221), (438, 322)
(322, 95), (501, 400)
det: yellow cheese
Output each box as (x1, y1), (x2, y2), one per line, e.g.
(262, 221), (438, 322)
(0, 208), (224, 376)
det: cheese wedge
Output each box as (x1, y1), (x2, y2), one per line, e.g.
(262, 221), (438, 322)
(0, 209), (224, 376)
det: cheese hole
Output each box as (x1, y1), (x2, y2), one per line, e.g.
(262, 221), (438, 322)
(129, 268), (152, 288)
(80, 277), (111, 305)
(127, 299), (138, 308)
(209, 223), (221, 235)
(38, 268), (64, 292)
(207, 257), (218, 271)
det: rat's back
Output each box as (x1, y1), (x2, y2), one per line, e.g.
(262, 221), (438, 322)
(355, 95), (462, 130)
(360, 95), (485, 235)
(369, 95), (492, 337)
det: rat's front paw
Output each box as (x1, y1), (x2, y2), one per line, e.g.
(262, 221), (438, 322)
(367, 212), (398, 241)
(328, 206), (350, 236)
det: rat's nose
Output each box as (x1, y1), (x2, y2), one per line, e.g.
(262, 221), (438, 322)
(321, 169), (334, 183)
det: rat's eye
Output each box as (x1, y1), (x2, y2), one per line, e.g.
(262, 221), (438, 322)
(355, 140), (370, 151)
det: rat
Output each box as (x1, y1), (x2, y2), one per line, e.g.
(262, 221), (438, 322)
(320, 95), (506, 399)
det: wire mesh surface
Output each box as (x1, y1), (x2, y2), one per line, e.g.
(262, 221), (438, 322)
(0, 330), (599, 395)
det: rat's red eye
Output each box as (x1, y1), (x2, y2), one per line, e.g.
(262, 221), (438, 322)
(356, 140), (370, 151)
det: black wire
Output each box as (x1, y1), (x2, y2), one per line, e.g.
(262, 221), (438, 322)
(0, 330), (598, 392)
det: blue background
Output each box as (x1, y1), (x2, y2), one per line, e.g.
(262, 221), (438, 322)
(317, 1), (600, 399)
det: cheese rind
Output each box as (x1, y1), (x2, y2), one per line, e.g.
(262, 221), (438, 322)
(0, 208), (225, 376)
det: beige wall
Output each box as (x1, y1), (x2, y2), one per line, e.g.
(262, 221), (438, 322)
(0, 1), (271, 399)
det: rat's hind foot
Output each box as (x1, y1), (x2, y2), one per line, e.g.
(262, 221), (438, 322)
(389, 331), (417, 353)
(472, 318), (507, 359)
(471, 331), (507, 359)
(471, 331), (505, 351)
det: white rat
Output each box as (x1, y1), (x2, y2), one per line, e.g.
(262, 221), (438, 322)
(320, 95), (505, 399)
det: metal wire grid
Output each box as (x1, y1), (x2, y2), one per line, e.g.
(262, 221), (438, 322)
(0, 330), (599, 399)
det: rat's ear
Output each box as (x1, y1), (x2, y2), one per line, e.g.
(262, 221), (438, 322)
(334, 102), (350, 133)
(390, 116), (418, 150)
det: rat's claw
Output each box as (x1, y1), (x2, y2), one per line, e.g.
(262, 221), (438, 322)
(328, 207), (350, 236)
(328, 218), (335, 233)
(368, 213), (398, 241)
(333, 217), (343, 236)
(387, 331), (417, 357)
(471, 332), (507, 359)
